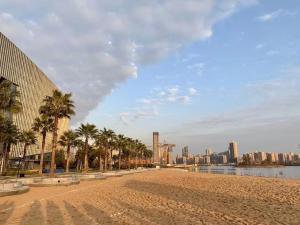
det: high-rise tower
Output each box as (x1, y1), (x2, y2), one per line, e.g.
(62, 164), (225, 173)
(228, 141), (238, 163)
(153, 132), (159, 164)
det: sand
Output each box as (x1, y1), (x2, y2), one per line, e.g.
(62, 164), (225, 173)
(0, 169), (299, 225)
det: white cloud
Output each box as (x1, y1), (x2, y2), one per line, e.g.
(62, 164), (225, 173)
(188, 87), (198, 96)
(266, 50), (279, 56)
(255, 43), (264, 49)
(257, 9), (297, 22)
(187, 62), (206, 76)
(0, 0), (258, 123)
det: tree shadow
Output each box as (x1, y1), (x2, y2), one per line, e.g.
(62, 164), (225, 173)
(110, 199), (193, 225)
(124, 180), (300, 225)
(82, 202), (118, 224)
(46, 200), (65, 225)
(64, 201), (93, 225)
(19, 201), (45, 225)
(0, 201), (15, 225)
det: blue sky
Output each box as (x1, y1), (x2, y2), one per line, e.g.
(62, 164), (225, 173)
(86, 0), (300, 154)
(1, 0), (300, 155)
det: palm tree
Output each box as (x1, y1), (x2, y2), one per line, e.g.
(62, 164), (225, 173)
(76, 123), (98, 173)
(125, 137), (134, 170)
(116, 134), (125, 170)
(99, 128), (115, 171)
(39, 90), (75, 177)
(74, 139), (85, 172)
(0, 80), (22, 115)
(0, 80), (22, 174)
(59, 130), (77, 173)
(19, 130), (37, 170)
(133, 139), (140, 169)
(0, 118), (19, 174)
(143, 149), (153, 166)
(32, 115), (54, 175)
(94, 133), (106, 171)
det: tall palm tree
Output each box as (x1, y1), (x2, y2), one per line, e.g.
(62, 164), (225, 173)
(39, 90), (75, 177)
(59, 130), (77, 173)
(0, 118), (19, 174)
(76, 123), (98, 173)
(32, 115), (54, 175)
(19, 130), (37, 170)
(99, 128), (115, 171)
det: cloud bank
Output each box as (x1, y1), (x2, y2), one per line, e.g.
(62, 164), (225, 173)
(0, 0), (257, 123)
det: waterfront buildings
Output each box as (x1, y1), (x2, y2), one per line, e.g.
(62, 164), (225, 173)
(243, 151), (300, 165)
(0, 32), (69, 158)
(152, 132), (175, 165)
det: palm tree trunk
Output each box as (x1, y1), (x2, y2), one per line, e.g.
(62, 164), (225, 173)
(84, 138), (89, 173)
(99, 150), (102, 172)
(104, 147), (107, 172)
(118, 149), (121, 170)
(109, 148), (113, 171)
(135, 155), (137, 169)
(66, 145), (70, 173)
(39, 133), (46, 176)
(128, 155), (131, 170)
(50, 116), (59, 178)
(0, 143), (6, 175)
(22, 144), (27, 170)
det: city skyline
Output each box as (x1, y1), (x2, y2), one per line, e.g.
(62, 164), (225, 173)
(1, 1), (300, 155)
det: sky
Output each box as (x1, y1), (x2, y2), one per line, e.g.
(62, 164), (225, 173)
(0, 0), (300, 155)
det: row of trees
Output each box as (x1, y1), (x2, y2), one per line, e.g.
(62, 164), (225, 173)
(0, 80), (152, 177)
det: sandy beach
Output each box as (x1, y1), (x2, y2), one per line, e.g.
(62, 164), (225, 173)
(0, 169), (300, 225)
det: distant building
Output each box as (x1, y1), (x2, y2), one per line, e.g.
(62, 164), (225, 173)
(266, 152), (276, 163)
(204, 155), (210, 164)
(218, 154), (227, 164)
(205, 148), (213, 156)
(286, 152), (294, 163)
(258, 152), (267, 162)
(228, 141), (239, 163)
(182, 146), (189, 158)
(278, 153), (286, 164)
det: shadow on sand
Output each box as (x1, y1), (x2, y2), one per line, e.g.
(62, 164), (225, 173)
(19, 201), (44, 225)
(124, 180), (300, 225)
(46, 200), (65, 225)
(0, 201), (15, 225)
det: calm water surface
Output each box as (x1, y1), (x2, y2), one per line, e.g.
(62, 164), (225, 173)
(193, 166), (300, 180)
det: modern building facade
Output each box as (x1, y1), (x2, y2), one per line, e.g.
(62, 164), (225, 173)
(0, 32), (69, 158)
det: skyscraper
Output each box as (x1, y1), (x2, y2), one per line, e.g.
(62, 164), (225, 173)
(228, 141), (239, 163)
(153, 132), (159, 163)
(0, 32), (69, 158)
